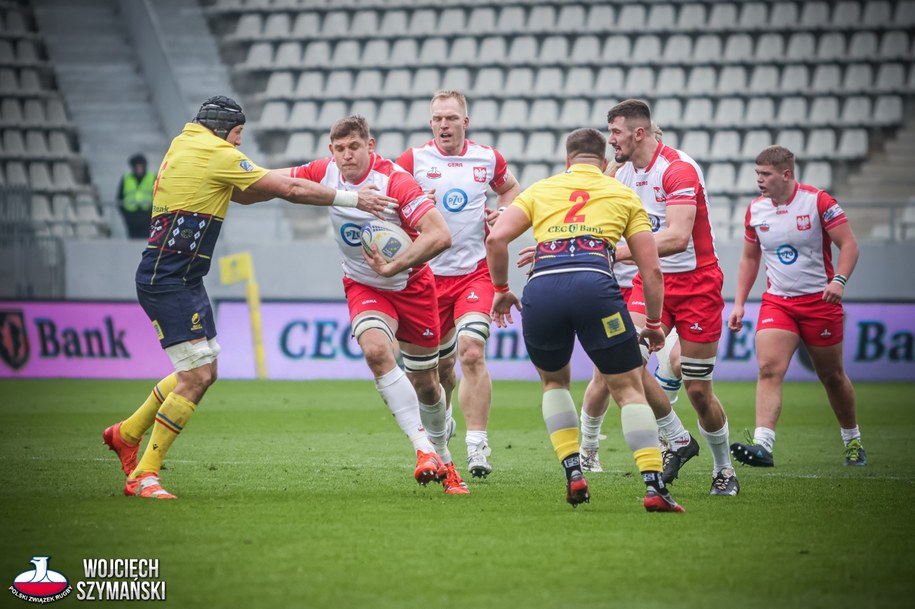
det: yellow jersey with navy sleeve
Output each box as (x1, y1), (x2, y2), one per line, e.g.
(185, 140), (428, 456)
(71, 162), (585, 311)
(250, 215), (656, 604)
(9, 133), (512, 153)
(511, 164), (651, 275)
(136, 123), (269, 286)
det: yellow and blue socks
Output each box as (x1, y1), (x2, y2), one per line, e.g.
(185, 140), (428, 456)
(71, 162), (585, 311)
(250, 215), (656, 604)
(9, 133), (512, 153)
(542, 388), (581, 480)
(120, 373), (178, 444)
(621, 403), (667, 493)
(131, 392), (196, 477)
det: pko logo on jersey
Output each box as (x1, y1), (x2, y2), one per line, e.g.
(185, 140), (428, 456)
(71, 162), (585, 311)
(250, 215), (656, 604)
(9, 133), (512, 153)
(340, 222), (362, 247)
(240, 159), (255, 172)
(442, 188), (468, 212)
(777, 244), (799, 265)
(9, 556), (72, 604)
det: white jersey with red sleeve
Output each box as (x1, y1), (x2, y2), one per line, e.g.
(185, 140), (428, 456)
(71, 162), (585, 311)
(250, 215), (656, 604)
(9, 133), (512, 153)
(290, 154), (435, 291)
(397, 139), (509, 276)
(743, 183), (847, 298)
(614, 143), (719, 274)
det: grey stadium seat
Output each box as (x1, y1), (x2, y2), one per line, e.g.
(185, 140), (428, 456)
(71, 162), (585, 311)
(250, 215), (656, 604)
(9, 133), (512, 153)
(504, 68), (534, 94)
(564, 67), (594, 96)
(375, 100), (406, 130)
(723, 34), (754, 62)
(359, 40), (390, 69)
(678, 3), (707, 30)
(836, 128), (868, 160)
(594, 67), (625, 96)
(707, 3), (737, 30)
(686, 66), (717, 95)
(680, 131), (711, 161)
(811, 65), (842, 94)
(498, 99), (529, 129)
(748, 66), (779, 94)
(663, 35), (693, 63)
(863, 0), (893, 26)
(601, 35), (631, 63)
(411, 68), (440, 96)
(692, 35), (723, 64)
(769, 2), (799, 28)
(539, 36), (570, 65)
(738, 2), (768, 30)
(558, 98), (590, 130)
(264, 71), (294, 98)
(874, 63), (905, 93)
(647, 4), (677, 31)
(848, 32), (878, 60)
(741, 130), (772, 161)
(799, 2), (830, 28)
(681, 98), (714, 128)
(806, 129), (837, 159)
(655, 67), (686, 97)
(755, 33), (784, 62)
(808, 97), (840, 127)
(843, 64), (874, 94)
(779, 66), (810, 94)
(831, 1), (861, 26)
(417, 39), (448, 67)
(709, 131), (741, 162)
(382, 69), (411, 97)
(623, 67), (655, 97)
(450, 38), (478, 65)
(508, 36), (538, 65)
(776, 129), (806, 157)
(717, 66), (748, 96)
(259, 101), (288, 128)
(475, 67), (505, 96)
(616, 5), (647, 30)
(653, 98), (682, 128)
(585, 4), (615, 32)
(746, 98), (776, 127)
(775, 97), (808, 127)
(533, 67), (564, 96)
(295, 72), (324, 99)
(348, 100), (377, 125)
(287, 101), (318, 129)
(714, 97), (745, 128)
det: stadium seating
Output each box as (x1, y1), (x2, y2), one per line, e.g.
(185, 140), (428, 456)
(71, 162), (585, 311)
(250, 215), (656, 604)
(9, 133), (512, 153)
(10, 0), (904, 244)
(0, 1), (108, 238)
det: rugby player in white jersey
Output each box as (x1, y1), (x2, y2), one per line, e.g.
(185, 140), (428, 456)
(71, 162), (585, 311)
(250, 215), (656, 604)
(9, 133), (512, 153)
(397, 90), (521, 481)
(728, 145), (865, 467)
(289, 116), (465, 492)
(607, 99), (739, 496)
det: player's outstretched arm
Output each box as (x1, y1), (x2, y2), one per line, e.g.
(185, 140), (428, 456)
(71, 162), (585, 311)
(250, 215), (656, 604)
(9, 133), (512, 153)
(245, 172), (396, 219)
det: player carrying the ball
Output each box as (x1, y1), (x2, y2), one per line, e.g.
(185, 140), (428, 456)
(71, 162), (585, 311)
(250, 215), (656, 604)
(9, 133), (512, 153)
(288, 115), (463, 491)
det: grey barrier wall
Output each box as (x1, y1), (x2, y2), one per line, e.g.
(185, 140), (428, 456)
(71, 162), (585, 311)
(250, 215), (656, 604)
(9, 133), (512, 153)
(64, 237), (915, 302)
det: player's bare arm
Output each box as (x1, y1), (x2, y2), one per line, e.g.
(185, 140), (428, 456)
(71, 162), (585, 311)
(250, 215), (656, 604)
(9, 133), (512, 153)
(485, 205), (530, 327)
(363, 207), (452, 278)
(243, 172), (396, 219)
(728, 239), (763, 332)
(627, 229), (665, 352)
(822, 221), (859, 304)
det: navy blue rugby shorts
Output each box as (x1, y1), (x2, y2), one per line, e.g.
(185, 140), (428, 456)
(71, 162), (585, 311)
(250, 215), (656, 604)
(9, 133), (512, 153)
(521, 271), (641, 375)
(136, 281), (216, 348)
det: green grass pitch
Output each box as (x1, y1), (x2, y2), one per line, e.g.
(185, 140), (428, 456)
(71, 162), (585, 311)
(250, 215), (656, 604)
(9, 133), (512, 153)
(1, 379), (913, 609)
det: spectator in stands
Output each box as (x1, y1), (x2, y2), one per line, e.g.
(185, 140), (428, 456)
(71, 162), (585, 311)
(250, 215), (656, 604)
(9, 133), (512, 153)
(607, 99), (740, 497)
(486, 127), (684, 512)
(396, 89), (521, 481)
(288, 116), (461, 493)
(103, 96), (397, 499)
(728, 145), (865, 467)
(116, 153), (155, 238)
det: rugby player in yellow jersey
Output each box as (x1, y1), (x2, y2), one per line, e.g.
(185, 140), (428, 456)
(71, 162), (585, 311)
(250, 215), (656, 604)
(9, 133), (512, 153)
(102, 96), (398, 499)
(485, 128), (684, 512)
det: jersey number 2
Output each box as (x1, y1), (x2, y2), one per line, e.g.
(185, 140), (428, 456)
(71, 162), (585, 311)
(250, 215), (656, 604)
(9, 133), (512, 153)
(564, 191), (590, 224)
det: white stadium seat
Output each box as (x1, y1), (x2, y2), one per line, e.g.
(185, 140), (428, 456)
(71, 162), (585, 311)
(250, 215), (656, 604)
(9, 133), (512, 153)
(709, 130), (741, 162)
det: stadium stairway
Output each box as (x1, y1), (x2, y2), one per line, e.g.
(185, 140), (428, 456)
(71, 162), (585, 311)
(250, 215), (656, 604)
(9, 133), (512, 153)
(839, 99), (915, 237)
(31, 0), (168, 237)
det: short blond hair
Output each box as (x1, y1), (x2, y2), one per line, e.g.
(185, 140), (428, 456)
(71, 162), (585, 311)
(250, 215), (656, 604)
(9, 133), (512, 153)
(431, 89), (468, 115)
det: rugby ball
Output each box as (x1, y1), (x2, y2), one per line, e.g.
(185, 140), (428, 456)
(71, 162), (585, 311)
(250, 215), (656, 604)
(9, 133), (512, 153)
(360, 219), (412, 262)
